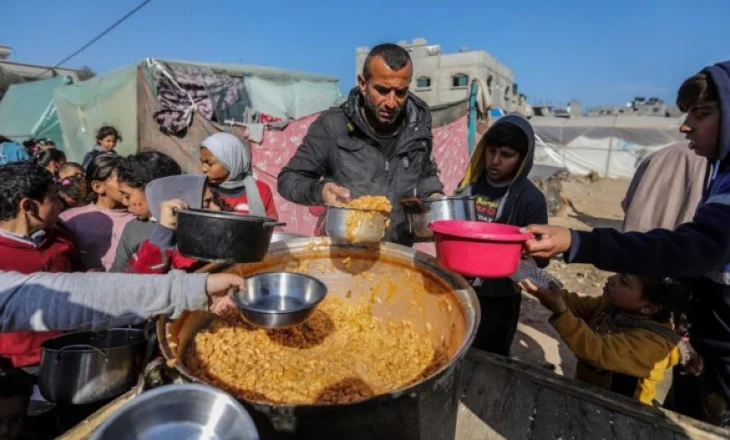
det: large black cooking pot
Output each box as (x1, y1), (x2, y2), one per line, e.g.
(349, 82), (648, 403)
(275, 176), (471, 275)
(157, 238), (480, 440)
(176, 209), (284, 263)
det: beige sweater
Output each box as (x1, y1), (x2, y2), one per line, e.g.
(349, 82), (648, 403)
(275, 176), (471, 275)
(622, 142), (708, 232)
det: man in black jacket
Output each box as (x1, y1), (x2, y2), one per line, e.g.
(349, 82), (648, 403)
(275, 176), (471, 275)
(277, 43), (444, 245)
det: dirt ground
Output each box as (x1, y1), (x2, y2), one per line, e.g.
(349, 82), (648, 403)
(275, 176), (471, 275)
(508, 175), (674, 400)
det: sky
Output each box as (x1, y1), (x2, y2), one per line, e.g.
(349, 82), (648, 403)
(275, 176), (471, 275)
(2, 0), (728, 107)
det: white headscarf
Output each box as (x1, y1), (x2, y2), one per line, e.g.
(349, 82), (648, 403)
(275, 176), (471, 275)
(200, 132), (266, 217)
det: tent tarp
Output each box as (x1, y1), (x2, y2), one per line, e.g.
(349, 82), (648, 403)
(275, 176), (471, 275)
(54, 65), (139, 161)
(52, 59), (342, 162)
(0, 75), (72, 150)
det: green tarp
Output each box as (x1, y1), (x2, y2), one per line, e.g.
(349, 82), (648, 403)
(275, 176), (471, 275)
(0, 75), (72, 150)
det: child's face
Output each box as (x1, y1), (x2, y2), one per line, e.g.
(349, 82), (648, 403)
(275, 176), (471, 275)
(119, 182), (151, 219)
(680, 102), (720, 159)
(99, 135), (117, 152)
(202, 187), (222, 211)
(484, 145), (522, 183)
(92, 171), (124, 206)
(200, 147), (230, 186)
(602, 274), (657, 315)
(0, 394), (29, 440)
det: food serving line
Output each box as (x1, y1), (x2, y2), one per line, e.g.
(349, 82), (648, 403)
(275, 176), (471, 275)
(40, 196), (728, 439)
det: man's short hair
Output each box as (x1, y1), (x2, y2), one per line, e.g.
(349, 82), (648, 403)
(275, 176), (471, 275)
(677, 71), (719, 112)
(363, 44), (412, 80)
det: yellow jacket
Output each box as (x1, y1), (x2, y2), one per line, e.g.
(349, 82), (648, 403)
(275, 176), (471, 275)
(550, 291), (680, 404)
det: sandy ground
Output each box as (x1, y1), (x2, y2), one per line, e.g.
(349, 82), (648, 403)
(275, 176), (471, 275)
(508, 175), (673, 400)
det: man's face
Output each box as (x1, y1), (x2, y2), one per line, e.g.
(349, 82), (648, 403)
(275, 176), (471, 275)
(358, 56), (412, 127)
(680, 102), (720, 159)
(485, 146), (522, 183)
(119, 182), (151, 219)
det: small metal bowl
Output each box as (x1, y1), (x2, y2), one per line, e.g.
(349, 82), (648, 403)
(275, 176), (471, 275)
(325, 206), (389, 243)
(230, 272), (327, 329)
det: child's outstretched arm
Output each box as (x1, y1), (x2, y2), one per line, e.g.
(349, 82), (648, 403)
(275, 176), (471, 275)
(518, 280), (673, 378)
(518, 279), (602, 320)
(126, 199), (186, 275)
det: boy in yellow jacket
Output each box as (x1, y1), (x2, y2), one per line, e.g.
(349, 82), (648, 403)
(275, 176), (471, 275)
(519, 274), (695, 404)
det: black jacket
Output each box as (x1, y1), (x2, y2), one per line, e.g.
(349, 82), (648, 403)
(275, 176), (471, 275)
(456, 114), (548, 297)
(277, 88), (444, 245)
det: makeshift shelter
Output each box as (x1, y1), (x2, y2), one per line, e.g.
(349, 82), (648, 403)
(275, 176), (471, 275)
(0, 75), (72, 149)
(51, 58), (342, 164)
(531, 115), (686, 179)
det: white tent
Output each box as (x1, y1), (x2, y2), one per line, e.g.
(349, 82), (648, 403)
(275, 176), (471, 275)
(531, 115), (686, 179)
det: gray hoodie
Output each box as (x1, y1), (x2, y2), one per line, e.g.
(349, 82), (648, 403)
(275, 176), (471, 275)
(0, 270), (208, 332)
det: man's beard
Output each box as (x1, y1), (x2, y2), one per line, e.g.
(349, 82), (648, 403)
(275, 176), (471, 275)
(362, 93), (401, 127)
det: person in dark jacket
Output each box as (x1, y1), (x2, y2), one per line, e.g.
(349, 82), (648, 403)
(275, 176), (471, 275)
(523, 61), (730, 427)
(455, 114), (548, 355)
(277, 43), (444, 245)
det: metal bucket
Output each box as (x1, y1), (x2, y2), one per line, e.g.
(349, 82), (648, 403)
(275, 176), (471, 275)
(405, 196), (478, 239)
(157, 238), (479, 439)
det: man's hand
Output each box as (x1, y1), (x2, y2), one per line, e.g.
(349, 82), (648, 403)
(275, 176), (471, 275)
(205, 273), (246, 314)
(427, 192), (446, 199)
(517, 279), (568, 315)
(322, 182), (351, 205)
(159, 199), (187, 230)
(523, 224), (572, 258)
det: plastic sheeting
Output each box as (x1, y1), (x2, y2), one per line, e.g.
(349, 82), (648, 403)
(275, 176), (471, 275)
(51, 60), (341, 162)
(0, 75), (72, 150)
(54, 65), (139, 161)
(531, 115), (686, 179)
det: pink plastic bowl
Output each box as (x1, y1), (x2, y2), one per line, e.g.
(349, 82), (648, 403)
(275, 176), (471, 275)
(428, 221), (533, 278)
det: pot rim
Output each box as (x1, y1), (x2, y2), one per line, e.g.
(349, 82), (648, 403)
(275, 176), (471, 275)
(157, 238), (481, 409)
(179, 208), (277, 223)
(41, 328), (146, 352)
(421, 196), (477, 203)
(324, 205), (391, 216)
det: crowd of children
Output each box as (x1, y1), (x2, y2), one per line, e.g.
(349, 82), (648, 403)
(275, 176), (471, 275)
(0, 127), (277, 377)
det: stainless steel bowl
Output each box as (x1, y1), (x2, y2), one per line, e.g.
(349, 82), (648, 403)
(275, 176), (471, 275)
(325, 206), (388, 243)
(406, 196), (478, 239)
(91, 383), (259, 440)
(270, 231), (306, 243)
(230, 272), (328, 329)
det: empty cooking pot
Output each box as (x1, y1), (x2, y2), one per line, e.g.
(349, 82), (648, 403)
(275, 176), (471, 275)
(402, 196), (478, 239)
(39, 328), (147, 404)
(176, 209), (285, 263)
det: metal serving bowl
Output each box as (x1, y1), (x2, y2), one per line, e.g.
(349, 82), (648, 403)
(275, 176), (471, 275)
(91, 383), (259, 440)
(404, 196), (478, 239)
(230, 272), (328, 329)
(325, 206), (389, 243)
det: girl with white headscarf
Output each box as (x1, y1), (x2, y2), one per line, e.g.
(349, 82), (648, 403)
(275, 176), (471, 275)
(199, 132), (278, 219)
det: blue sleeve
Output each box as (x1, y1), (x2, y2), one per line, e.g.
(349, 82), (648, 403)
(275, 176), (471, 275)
(566, 202), (730, 277)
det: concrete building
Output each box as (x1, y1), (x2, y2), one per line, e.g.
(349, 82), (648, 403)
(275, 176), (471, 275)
(355, 38), (517, 111)
(0, 45), (83, 82)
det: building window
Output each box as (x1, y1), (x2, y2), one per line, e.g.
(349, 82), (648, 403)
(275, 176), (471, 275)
(452, 74), (468, 88)
(416, 77), (431, 88)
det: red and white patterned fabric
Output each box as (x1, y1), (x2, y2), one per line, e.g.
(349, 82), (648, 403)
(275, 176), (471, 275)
(250, 113), (470, 252)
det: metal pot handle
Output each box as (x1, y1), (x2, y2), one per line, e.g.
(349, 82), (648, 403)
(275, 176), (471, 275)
(56, 344), (108, 362)
(264, 220), (287, 227)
